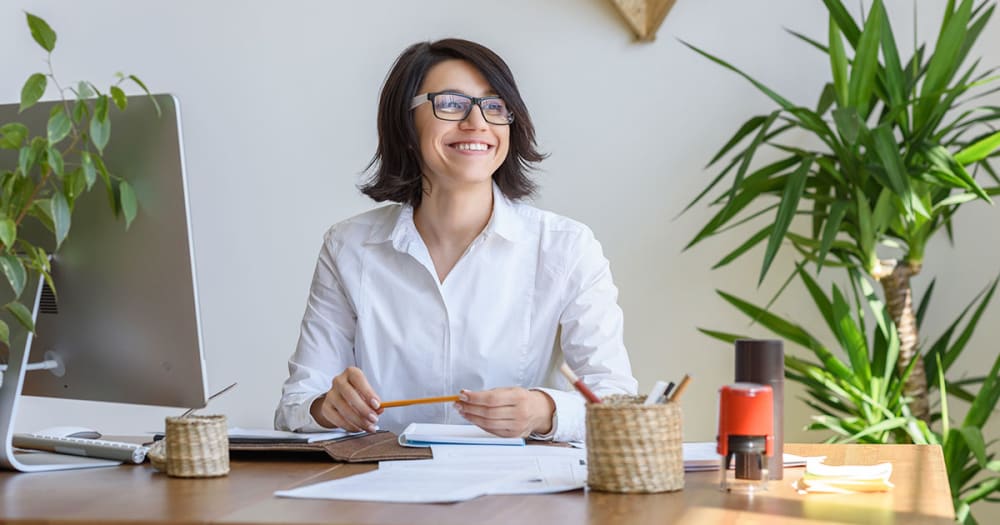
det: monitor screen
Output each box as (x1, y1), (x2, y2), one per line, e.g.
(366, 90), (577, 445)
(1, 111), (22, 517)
(0, 94), (208, 410)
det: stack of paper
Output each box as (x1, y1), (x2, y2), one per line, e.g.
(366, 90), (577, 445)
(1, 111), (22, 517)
(793, 459), (894, 494)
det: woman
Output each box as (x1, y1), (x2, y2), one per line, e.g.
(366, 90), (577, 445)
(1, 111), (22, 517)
(275, 39), (636, 442)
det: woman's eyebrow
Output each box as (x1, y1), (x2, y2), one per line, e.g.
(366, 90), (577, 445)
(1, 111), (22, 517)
(437, 88), (501, 97)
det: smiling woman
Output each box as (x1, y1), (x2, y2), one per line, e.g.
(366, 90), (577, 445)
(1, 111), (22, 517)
(274, 38), (638, 443)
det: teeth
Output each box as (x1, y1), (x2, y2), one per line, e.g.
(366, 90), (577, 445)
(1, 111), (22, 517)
(454, 143), (489, 151)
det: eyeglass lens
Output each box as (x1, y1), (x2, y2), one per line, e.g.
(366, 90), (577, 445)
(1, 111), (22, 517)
(431, 93), (512, 124)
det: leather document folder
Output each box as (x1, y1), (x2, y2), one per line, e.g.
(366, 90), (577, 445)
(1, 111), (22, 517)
(227, 431), (432, 463)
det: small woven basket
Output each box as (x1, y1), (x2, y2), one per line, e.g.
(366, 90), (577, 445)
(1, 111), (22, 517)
(586, 395), (684, 493)
(148, 415), (229, 478)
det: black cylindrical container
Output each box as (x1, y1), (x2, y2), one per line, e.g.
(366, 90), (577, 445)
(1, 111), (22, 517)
(734, 339), (784, 480)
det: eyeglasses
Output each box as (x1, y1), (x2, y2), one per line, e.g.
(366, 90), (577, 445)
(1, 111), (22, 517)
(410, 92), (514, 125)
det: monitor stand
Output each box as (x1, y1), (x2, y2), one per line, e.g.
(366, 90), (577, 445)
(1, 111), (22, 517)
(0, 274), (122, 472)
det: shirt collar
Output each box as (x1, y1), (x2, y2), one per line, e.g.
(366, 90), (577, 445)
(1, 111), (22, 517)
(485, 182), (525, 242)
(366, 181), (526, 247)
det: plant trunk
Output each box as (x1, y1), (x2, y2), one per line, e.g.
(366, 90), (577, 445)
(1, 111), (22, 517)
(875, 259), (929, 422)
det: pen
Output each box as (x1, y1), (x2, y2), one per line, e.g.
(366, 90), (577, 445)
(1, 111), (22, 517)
(667, 374), (692, 403)
(657, 381), (676, 404)
(379, 395), (461, 408)
(643, 380), (669, 405)
(559, 363), (602, 404)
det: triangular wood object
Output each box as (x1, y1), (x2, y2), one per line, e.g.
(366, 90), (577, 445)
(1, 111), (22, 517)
(610, 0), (678, 42)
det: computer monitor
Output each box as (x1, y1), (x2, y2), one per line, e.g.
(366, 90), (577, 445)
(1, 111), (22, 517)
(0, 94), (208, 471)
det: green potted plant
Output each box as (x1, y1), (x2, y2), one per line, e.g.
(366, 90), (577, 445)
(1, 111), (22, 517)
(1, 12), (153, 345)
(682, 0), (999, 521)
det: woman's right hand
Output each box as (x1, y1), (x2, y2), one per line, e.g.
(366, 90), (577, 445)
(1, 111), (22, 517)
(310, 367), (382, 432)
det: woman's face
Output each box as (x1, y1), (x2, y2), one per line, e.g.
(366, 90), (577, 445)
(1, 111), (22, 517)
(413, 59), (511, 194)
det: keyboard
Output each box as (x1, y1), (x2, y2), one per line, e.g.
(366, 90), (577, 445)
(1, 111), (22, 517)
(12, 433), (149, 464)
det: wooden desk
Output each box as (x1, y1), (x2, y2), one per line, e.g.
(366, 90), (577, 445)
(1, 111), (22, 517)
(0, 444), (954, 524)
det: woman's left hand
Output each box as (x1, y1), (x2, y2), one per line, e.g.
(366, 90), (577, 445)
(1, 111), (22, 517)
(455, 387), (555, 438)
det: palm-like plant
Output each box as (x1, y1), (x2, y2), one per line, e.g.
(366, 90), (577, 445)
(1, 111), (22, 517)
(684, 0), (1000, 422)
(682, 0), (1000, 520)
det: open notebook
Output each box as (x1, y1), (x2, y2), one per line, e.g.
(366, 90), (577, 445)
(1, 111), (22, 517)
(398, 423), (525, 447)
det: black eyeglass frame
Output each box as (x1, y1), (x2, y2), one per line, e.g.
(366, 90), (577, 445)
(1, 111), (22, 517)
(409, 91), (515, 125)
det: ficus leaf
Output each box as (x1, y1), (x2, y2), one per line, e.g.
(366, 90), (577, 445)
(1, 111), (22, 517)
(81, 151), (97, 188)
(25, 12), (56, 52)
(51, 190), (71, 248)
(0, 219), (16, 249)
(90, 113), (110, 153)
(77, 81), (95, 100)
(46, 146), (64, 178)
(119, 180), (137, 229)
(0, 123), (29, 150)
(0, 319), (8, 347)
(0, 254), (26, 298)
(47, 105), (72, 144)
(110, 86), (127, 111)
(5, 301), (35, 333)
(19, 73), (46, 112)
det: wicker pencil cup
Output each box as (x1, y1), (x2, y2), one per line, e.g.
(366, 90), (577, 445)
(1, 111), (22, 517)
(149, 415), (229, 478)
(585, 395), (684, 493)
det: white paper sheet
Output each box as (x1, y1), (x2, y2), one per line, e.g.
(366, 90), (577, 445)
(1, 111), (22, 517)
(275, 467), (527, 503)
(382, 454), (588, 495)
(227, 427), (365, 443)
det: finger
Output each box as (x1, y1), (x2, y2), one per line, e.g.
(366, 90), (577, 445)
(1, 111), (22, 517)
(345, 367), (382, 411)
(460, 388), (518, 408)
(329, 386), (378, 432)
(460, 412), (522, 438)
(334, 372), (379, 421)
(457, 402), (522, 421)
(321, 395), (364, 432)
(337, 388), (379, 431)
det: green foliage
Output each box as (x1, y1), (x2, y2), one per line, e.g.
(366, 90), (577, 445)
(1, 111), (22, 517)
(683, 0), (999, 279)
(0, 12), (154, 346)
(684, 1), (1000, 521)
(700, 272), (1000, 521)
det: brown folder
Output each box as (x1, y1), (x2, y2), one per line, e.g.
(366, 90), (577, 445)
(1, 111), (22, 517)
(228, 431), (432, 462)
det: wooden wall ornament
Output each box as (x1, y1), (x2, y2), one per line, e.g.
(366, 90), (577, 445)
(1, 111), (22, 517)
(610, 0), (678, 42)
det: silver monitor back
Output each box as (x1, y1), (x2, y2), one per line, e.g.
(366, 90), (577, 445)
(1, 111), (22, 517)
(0, 94), (208, 409)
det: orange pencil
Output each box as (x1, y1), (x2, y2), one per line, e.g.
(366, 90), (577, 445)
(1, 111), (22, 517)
(379, 395), (461, 408)
(667, 374), (693, 403)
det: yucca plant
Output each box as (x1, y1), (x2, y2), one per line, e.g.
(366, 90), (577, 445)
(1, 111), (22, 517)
(681, 0), (1000, 520)
(684, 0), (1000, 422)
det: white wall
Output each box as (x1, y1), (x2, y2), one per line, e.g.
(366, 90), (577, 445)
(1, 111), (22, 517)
(3, 0), (998, 501)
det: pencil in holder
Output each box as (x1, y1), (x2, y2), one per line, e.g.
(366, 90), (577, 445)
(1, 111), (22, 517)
(585, 395), (683, 493)
(149, 414), (229, 478)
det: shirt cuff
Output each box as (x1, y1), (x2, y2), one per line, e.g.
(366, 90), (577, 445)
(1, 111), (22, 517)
(278, 392), (331, 432)
(530, 387), (586, 442)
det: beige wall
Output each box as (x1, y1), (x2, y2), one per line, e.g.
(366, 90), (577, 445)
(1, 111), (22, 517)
(3, 0), (998, 515)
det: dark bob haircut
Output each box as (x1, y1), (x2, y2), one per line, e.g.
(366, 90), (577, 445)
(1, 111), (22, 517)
(361, 38), (546, 207)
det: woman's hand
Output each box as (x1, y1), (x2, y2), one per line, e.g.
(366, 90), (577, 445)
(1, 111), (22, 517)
(455, 387), (556, 438)
(310, 367), (382, 433)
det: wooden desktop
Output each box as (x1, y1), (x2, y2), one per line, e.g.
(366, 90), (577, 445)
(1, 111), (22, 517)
(0, 443), (954, 524)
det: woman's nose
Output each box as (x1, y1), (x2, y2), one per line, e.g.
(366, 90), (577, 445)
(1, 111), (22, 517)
(458, 104), (490, 130)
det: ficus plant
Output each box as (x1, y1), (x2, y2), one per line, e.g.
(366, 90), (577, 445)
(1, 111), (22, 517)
(682, 0), (1000, 521)
(0, 12), (154, 346)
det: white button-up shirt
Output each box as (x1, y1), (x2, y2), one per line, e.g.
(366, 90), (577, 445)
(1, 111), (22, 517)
(275, 184), (637, 442)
